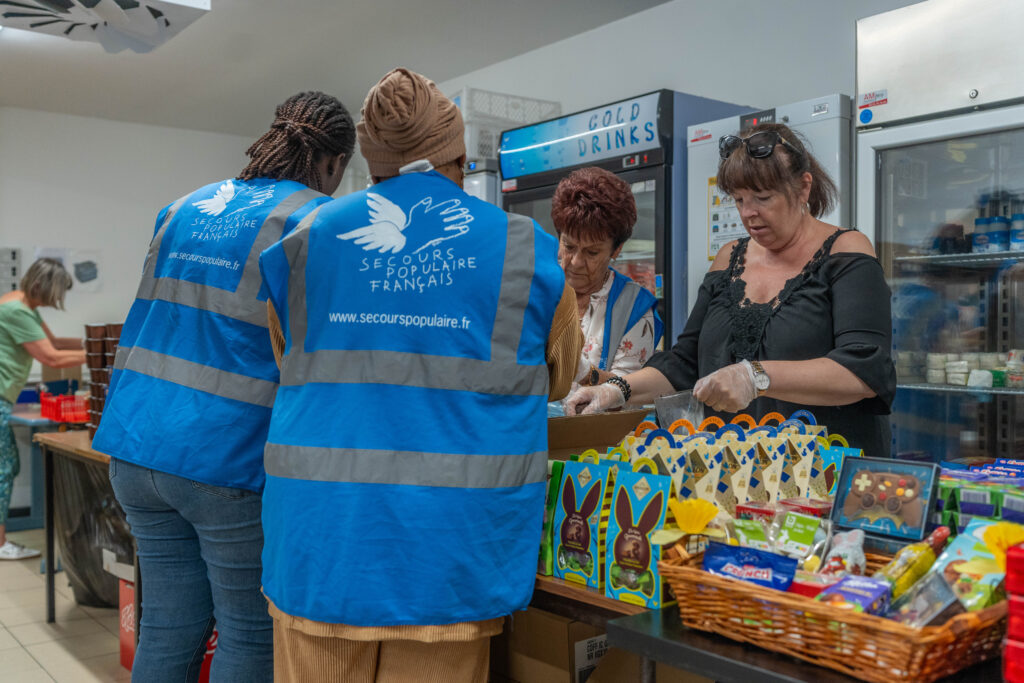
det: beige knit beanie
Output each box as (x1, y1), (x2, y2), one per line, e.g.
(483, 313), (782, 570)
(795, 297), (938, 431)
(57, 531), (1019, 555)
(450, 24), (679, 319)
(357, 68), (466, 178)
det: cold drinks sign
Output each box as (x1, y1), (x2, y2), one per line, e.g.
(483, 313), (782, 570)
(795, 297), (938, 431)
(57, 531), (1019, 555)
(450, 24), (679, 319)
(499, 92), (661, 179)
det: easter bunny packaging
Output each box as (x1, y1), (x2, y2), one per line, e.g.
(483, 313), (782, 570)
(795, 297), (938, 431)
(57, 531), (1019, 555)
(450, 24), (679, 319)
(553, 459), (615, 589)
(605, 463), (672, 607)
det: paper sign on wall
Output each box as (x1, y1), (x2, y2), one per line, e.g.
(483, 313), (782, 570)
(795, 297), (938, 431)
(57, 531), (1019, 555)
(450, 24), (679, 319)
(707, 178), (744, 260)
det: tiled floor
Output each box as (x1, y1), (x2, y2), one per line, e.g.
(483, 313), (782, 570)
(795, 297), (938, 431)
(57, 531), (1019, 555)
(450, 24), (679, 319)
(0, 529), (127, 683)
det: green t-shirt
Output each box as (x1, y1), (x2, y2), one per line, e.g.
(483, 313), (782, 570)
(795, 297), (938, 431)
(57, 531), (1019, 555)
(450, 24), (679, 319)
(0, 300), (45, 404)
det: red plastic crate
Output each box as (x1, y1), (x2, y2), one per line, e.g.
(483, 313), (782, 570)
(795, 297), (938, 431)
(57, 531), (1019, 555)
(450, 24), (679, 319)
(1009, 544), (1024, 596)
(1010, 596), (1024, 642)
(1006, 638), (1024, 683)
(39, 392), (88, 423)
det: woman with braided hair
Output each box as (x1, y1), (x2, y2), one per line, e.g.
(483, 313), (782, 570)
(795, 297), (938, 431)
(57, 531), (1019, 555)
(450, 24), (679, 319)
(93, 90), (354, 683)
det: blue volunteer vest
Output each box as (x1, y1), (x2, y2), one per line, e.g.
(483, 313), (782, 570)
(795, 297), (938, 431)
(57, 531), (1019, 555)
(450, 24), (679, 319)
(258, 169), (565, 626)
(599, 269), (664, 370)
(93, 178), (329, 491)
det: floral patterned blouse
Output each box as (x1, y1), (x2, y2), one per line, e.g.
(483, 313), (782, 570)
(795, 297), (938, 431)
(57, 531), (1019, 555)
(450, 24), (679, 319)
(573, 273), (657, 381)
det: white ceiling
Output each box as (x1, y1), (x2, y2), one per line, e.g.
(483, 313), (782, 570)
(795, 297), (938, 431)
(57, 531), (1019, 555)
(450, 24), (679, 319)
(0, 0), (666, 136)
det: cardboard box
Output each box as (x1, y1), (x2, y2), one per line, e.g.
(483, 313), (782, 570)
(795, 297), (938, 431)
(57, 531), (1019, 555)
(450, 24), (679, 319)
(42, 364), (82, 384)
(490, 608), (710, 683)
(548, 411), (648, 461)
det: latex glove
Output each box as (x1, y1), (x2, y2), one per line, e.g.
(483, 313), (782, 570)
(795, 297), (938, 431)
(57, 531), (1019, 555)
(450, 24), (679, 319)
(565, 383), (626, 415)
(692, 360), (757, 413)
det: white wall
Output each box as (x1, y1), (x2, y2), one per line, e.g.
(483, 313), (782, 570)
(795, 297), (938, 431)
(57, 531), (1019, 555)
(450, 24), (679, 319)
(439, 0), (919, 118)
(0, 106), (251, 376)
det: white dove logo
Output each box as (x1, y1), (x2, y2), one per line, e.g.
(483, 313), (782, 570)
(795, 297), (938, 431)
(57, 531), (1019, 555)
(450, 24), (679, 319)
(337, 193), (474, 254)
(192, 180), (236, 217)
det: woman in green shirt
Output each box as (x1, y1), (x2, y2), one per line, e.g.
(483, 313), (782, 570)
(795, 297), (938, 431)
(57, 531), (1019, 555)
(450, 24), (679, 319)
(0, 258), (85, 560)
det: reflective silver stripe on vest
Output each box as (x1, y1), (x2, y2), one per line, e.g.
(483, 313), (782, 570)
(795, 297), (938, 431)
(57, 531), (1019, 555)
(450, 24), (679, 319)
(282, 210), (315, 353)
(281, 349), (547, 395)
(490, 213), (534, 361)
(116, 346), (277, 408)
(605, 279), (643, 367)
(264, 442), (547, 489)
(135, 186), (322, 328)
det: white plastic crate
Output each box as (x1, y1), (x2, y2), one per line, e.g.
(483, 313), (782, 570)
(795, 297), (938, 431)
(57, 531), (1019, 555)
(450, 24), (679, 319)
(449, 87), (561, 161)
(450, 87), (561, 125)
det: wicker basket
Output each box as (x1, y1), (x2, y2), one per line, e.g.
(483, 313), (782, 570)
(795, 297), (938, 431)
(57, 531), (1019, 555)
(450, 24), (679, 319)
(660, 551), (1006, 683)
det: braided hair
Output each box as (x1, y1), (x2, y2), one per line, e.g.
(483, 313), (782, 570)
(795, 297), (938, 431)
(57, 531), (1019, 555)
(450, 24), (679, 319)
(238, 91), (355, 193)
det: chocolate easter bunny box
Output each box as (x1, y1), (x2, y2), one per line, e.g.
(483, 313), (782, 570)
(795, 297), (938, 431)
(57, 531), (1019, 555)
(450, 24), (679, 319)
(604, 459), (672, 608)
(553, 456), (616, 590)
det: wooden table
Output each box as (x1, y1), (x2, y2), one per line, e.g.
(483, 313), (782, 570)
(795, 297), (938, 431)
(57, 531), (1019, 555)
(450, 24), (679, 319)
(532, 574), (647, 627)
(34, 431), (110, 623)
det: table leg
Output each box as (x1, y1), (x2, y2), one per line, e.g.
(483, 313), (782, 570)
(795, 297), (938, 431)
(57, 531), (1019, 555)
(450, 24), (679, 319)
(640, 656), (656, 683)
(44, 445), (54, 624)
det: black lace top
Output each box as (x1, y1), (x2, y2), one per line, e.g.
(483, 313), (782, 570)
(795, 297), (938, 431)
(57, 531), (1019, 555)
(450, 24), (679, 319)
(646, 230), (897, 458)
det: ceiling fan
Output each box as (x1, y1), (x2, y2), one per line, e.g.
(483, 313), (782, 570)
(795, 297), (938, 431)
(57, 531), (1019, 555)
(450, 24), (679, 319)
(0, 0), (209, 53)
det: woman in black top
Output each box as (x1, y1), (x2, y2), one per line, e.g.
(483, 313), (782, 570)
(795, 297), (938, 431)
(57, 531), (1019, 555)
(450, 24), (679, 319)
(567, 123), (897, 457)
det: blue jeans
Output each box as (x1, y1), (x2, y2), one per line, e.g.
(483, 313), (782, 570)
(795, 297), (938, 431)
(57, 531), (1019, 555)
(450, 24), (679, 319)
(109, 458), (272, 683)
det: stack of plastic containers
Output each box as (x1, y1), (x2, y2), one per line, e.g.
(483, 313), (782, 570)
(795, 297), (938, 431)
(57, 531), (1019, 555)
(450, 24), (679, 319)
(83, 322), (121, 439)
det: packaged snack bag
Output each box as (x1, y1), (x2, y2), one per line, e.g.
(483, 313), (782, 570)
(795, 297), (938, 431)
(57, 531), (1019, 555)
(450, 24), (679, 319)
(747, 427), (787, 501)
(957, 483), (1000, 517)
(736, 501), (777, 524)
(745, 443), (772, 505)
(1002, 488), (1024, 524)
(887, 571), (965, 627)
(703, 541), (798, 591)
(789, 570), (842, 598)
(786, 434), (819, 497)
(820, 529), (866, 577)
(732, 518), (773, 550)
(777, 445), (801, 500)
(816, 575), (892, 615)
(873, 526), (950, 600)
(769, 510), (830, 564)
(787, 409), (829, 438)
(538, 460), (565, 576)
(554, 459), (614, 589)
(725, 443), (755, 505)
(685, 443), (717, 504)
(926, 517), (1009, 611)
(605, 464), (671, 607)
(715, 463), (740, 519)
(778, 497), (833, 519)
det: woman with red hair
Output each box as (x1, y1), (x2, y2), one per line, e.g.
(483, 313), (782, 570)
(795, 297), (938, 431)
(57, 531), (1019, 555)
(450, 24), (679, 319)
(551, 166), (662, 388)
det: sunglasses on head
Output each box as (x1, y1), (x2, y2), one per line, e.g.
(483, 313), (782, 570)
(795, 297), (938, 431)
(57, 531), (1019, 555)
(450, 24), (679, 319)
(719, 131), (803, 161)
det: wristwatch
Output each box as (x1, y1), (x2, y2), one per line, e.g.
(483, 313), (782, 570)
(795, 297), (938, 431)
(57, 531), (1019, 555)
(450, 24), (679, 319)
(750, 360), (770, 396)
(588, 365), (600, 386)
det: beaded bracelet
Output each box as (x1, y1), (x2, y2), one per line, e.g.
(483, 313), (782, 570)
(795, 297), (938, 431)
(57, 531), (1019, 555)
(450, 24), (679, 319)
(605, 375), (632, 403)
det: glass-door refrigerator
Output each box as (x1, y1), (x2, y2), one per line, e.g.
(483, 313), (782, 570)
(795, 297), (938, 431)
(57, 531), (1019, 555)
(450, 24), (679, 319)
(857, 0), (1024, 463)
(499, 90), (750, 344)
(858, 103), (1024, 463)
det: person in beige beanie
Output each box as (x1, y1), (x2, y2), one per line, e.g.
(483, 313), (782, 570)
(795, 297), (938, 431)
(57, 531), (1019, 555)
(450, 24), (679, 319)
(357, 67), (467, 182)
(261, 68), (582, 683)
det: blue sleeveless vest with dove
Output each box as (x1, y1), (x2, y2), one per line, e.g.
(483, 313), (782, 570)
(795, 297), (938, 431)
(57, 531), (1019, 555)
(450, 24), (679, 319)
(93, 178), (329, 491)
(258, 170), (564, 625)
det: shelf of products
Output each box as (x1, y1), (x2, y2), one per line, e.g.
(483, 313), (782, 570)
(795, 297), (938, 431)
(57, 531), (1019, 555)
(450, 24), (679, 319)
(894, 250), (1024, 267)
(897, 383), (1024, 396)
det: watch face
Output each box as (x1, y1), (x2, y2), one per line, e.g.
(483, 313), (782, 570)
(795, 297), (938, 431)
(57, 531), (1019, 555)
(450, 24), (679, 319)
(755, 374), (770, 391)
